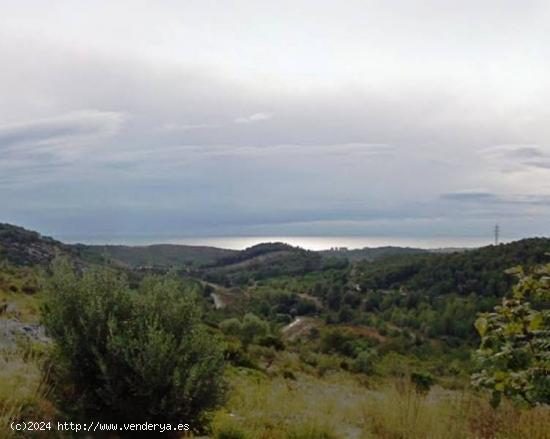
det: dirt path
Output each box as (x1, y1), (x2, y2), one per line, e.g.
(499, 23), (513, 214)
(282, 317), (320, 341)
(211, 292), (225, 309)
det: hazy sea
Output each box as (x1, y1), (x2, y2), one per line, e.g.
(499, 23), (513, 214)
(58, 235), (507, 251)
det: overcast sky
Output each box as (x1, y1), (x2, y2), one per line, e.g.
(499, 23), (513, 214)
(1, 0), (550, 242)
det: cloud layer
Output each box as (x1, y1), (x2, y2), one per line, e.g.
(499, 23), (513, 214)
(1, 0), (550, 242)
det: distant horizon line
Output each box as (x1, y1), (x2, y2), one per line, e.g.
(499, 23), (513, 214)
(52, 233), (529, 251)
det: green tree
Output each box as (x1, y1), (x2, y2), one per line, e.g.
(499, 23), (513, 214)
(472, 264), (550, 407)
(42, 258), (226, 429)
(219, 318), (243, 337)
(240, 313), (269, 346)
(220, 313), (269, 347)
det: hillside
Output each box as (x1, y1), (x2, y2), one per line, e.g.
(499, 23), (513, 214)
(354, 237), (550, 298)
(0, 225), (346, 277)
(234, 238), (550, 346)
(321, 245), (429, 262)
(0, 223), (75, 266)
(202, 242), (348, 286)
(77, 243), (236, 268)
(2, 223), (549, 437)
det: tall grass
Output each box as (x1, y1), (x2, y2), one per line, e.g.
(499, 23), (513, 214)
(211, 369), (363, 438)
(0, 350), (53, 438)
(363, 379), (550, 439)
(212, 368), (550, 439)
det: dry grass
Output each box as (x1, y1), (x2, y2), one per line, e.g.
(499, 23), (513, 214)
(212, 369), (367, 438)
(0, 268), (44, 323)
(211, 368), (550, 439)
(363, 379), (550, 439)
(0, 350), (54, 438)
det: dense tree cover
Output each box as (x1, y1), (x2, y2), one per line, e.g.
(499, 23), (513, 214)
(355, 238), (550, 297)
(79, 243), (236, 268)
(5, 224), (550, 436)
(320, 245), (428, 262)
(206, 243), (297, 267)
(42, 258), (226, 429)
(200, 240), (550, 394)
(254, 272), (486, 342)
(203, 246), (348, 286)
(320, 328), (378, 357)
(473, 264), (550, 407)
(326, 239), (550, 342)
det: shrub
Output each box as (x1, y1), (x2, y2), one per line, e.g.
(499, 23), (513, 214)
(410, 371), (435, 394)
(220, 314), (270, 347)
(282, 368), (296, 380)
(316, 355), (340, 377)
(320, 329), (362, 357)
(220, 318), (243, 337)
(223, 340), (259, 369)
(241, 313), (269, 345)
(42, 258), (226, 429)
(472, 265), (550, 407)
(354, 350), (376, 374)
(257, 334), (285, 351)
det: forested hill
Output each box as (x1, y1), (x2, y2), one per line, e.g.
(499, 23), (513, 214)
(201, 242), (349, 285)
(77, 243), (237, 268)
(2, 223), (549, 296)
(0, 223), (430, 270)
(321, 246), (428, 262)
(354, 237), (550, 298)
(206, 242), (296, 267)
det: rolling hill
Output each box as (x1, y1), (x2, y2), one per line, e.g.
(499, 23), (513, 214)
(77, 243), (236, 268)
(353, 237), (550, 298)
(201, 242), (348, 285)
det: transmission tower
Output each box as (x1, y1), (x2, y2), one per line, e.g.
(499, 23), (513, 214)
(494, 224), (500, 246)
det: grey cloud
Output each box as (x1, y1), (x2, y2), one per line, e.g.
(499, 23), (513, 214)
(440, 191), (550, 207)
(0, 111), (126, 187)
(481, 144), (550, 171)
(0, 111), (125, 151)
(1, 1), (550, 240)
(525, 158), (550, 170)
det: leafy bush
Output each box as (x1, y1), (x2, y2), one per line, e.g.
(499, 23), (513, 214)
(472, 265), (550, 407)
(42, 258), (226, 429)
(410, 371), (435, 394)
(241, 313), (269, 345)
(220, 318), (243, 337)
(354, 350), (376, 374)
(219, 313), (269, 347)
(320, 328), (373, 358)
(257, 334), (285, 350)
(223, 340), (259, 369)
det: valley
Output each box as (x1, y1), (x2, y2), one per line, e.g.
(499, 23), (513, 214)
(1, 223), (549, 438)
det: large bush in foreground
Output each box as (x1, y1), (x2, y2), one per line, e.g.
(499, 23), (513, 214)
(472, 264), (550, 407)
(42, 258), (226, 427)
